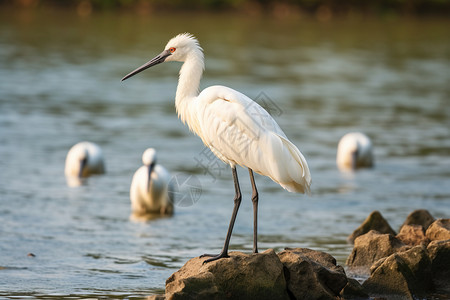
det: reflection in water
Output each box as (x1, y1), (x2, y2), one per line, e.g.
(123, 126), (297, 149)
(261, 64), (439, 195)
(0, 8), (449, 299)
(66, 175), (85, 187)
(130, 212), (174, 223)
(337, 180), (358, 194)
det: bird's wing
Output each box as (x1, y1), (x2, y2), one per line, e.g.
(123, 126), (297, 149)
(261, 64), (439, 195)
(197, 85), (286, 140)
(195, 86), (311, 193)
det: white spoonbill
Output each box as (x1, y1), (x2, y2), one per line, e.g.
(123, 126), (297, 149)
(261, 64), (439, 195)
(122, 33), (311, 263)
(65, 141), (105, 186)
(130, 148), (174, 218)
(337, 132), (374, 171)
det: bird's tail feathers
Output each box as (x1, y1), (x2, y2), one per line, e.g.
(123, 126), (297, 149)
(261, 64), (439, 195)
(277, 135), (312, 195)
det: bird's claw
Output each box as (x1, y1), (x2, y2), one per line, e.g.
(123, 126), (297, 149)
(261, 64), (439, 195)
(199, 253), (215, 258)
(200, 253), (229, 264)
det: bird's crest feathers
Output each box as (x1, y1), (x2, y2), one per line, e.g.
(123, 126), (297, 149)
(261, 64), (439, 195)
(166, 33), (203, 53)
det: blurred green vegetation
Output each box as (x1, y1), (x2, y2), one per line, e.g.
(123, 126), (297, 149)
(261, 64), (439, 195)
(1, 0), (449, 16)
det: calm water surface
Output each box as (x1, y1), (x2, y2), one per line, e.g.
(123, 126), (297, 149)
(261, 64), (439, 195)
(0, 9), (449, 299)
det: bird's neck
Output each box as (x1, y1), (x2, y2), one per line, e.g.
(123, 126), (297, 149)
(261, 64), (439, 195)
(175, 52), (204, 125)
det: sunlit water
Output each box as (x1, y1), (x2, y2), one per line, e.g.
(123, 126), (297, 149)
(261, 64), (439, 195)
(1, 9), (449, 299)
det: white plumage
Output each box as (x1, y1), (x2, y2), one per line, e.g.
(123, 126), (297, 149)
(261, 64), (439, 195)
(65, 141), (105, 179)
(130, 148), (174, 217)
(194, 85), (311, 193)
(122, 33), (311, 262)
(337, 132), (374, 171)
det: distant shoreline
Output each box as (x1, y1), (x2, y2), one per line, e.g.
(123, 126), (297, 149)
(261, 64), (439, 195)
(2, 0), (450, 19)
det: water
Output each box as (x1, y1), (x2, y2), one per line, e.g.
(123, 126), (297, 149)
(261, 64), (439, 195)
(1, 9), (449, 299)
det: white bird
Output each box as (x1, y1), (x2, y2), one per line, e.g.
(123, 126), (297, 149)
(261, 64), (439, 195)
(65, 141), (105, 186)
(122, 33), (311, 263)
(130, 148), (174, 218)
(337, 132), (374, 171)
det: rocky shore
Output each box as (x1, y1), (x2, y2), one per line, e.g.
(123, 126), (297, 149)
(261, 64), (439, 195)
(346, 209), (450, 299)
(149, 209), (449, 300)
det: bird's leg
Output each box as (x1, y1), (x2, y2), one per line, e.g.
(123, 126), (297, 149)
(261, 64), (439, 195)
(201, 166), (242, 263)
(248, 168), (259, 254)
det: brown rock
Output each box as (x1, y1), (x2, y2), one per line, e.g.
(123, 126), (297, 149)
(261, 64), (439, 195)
(427, 239), (450, 294)
(348, 211), (396, 244)
(362, 245), (432, 299)
(346, 230), (406, 272)
(340, 277), (369, 299)
(426, 219), (450, 241)
(396, 224), (429, 246)
(165, 249), (289, 300)
(397, 245), (432, 286)
(278, 247), (348, 299)
(400, 209), (435, 231)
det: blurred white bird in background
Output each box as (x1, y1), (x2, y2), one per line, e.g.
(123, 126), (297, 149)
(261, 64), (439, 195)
(65, 141), (105, 186)
(122, 33), (311, 262)
(130, 148), (174, 219)
(337, 132), (374, 171)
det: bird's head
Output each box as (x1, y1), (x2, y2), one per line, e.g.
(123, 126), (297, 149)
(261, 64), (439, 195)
(164, 33), (202, 62)
(122, 33), (203, 81)
(142, 148), (157, 166)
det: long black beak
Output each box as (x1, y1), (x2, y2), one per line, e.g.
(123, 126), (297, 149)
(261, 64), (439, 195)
(147, 162), (155, 191)
(122, 49), (171, 81)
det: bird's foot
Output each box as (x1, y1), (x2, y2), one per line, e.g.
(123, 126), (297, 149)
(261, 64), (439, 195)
(200, 252), (229, 264)
(199, 253), (215, 258)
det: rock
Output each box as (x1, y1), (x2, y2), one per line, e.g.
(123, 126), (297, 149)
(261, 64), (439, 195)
(165, 249), (289, 300)
(426, 219), (450, 241)
(396, 245), (432, 288)
(163, 248), (350, 300)
(400, 209), (435, 231)
(362, 245), (432, 299)
(346, 230), (406, 271)
(427, 239), (450, 294)
(348, 211), (397, 244)
(396, 224), (429, 246)
(278, 247), (348, 299)
(340, 277), (369, 299)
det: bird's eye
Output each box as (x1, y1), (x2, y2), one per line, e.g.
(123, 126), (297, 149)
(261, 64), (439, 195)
(169, 47), (176, 53)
